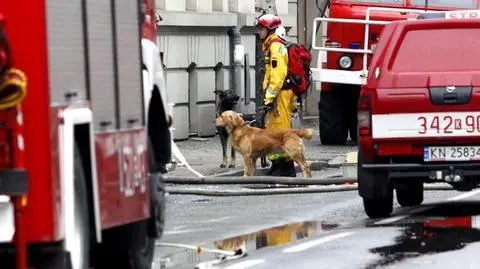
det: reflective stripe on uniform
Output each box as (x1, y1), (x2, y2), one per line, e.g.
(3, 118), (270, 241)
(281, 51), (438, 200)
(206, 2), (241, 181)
(267, 151), (290, 161)
(266, 86), (278, 98)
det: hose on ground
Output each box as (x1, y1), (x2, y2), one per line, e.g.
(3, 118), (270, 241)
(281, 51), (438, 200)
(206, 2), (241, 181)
(166, 183), (453, 196)
(164, 176), (356, 185)
(156, 242), (238, 256)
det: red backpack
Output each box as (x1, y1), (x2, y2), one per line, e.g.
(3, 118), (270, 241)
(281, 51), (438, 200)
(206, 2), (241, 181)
(267, 37), (312, 96)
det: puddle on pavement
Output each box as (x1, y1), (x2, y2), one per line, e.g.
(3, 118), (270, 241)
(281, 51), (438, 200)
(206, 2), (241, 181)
(364, 202), (480, 268)
(154, 220), (339, 268)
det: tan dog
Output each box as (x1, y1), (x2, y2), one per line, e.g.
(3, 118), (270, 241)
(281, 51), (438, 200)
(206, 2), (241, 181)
(215, 110), (313, 177)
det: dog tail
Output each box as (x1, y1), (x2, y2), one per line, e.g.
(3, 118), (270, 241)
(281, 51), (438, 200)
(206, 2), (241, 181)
(294, 128), (314, 140)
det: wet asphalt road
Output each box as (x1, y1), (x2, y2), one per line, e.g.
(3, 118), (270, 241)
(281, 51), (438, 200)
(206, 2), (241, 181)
(152, 188), (480, 269)
(158, 116), (480, 268)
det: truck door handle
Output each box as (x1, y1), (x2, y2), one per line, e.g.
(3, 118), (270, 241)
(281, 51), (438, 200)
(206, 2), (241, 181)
(127, 118), (139, 125)
(64, 91), (78, 99)
(99, 121), (113, 127)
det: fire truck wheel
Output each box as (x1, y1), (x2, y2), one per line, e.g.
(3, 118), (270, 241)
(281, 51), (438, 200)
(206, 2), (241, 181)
(358, 149), (393, 218)
(319, 90), (348, 145)
(148, 139), (165, 239)
(148, 86), (171, 173)
(395, 181), (424, 207)
(129, 221), (155, 269)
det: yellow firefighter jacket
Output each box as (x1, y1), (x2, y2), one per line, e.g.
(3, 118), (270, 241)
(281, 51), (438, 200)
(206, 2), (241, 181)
(262, 33), (295, 160)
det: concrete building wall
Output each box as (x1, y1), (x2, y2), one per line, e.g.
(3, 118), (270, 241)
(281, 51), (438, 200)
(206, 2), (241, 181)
(157, 0), (298, 140)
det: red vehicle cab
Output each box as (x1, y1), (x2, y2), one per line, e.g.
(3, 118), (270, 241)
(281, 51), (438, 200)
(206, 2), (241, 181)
(318, 0), (479, 146)
(358, 12), (480, 218)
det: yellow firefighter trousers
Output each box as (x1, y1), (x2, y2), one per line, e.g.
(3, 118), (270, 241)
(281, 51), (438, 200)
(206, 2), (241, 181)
(266, 89), (295, 161)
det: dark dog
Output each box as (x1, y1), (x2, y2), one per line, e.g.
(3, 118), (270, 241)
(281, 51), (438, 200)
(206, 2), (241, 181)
(215, 89), (240, 168)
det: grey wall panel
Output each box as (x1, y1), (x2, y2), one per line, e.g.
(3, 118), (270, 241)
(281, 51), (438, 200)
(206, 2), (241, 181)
(114, 0), (144, 129)
(46, 0), (87, 103)
(86, 0), (118, 130)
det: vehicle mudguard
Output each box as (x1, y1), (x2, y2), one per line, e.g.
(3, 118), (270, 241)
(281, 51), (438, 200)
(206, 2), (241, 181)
(147, 139), (165, 238)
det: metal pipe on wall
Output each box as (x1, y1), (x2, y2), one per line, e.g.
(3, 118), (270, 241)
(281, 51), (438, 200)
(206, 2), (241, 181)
(255, 34), (265, 112)
(228, 26), (244, 109)
(244, 53), (251, 106)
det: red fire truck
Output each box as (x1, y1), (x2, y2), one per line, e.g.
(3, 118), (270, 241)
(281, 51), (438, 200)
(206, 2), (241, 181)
(0, 0), (171, 268)
(313, 0), (479, 145)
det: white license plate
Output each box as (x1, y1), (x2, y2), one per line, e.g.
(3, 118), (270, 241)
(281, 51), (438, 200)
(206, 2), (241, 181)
(372, 112), (480, 139)
(424, 146), (480, 162)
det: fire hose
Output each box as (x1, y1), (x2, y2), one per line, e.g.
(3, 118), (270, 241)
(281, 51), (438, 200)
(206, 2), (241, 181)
(156, 242), (247, 269)
(164, 175), (454, 196)
(0, 68), (27, 109)
(0, 22), (26, 109)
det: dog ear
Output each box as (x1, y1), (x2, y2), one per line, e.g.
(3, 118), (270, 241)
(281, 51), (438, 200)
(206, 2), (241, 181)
(227, 114), (235, 125)
(233, 114), (244, 126)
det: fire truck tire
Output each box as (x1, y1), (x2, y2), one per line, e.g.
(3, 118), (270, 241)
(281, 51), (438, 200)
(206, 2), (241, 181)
(96, 221), (155, 269)
(396, 181), (424, 207)
(148, 86), (171, 173)
(147, 139), (165, 239)
(127, 221), (155, 269)
(319, 90), (348, 145)
(358, 149), (393, 218)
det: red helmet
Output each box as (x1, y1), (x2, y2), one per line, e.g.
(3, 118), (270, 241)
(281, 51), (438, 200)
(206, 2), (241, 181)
(256, 14), (282, 30)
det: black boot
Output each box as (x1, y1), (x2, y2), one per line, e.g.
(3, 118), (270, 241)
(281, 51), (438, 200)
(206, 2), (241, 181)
(266, 160), (280, 176)
(279, 160), (296, 177)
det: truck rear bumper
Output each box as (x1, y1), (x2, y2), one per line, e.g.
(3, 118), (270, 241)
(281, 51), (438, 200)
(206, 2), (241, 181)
(361, 163), (480, 178)
(362, 163), (480, 178)
(0, 169), (28, 195)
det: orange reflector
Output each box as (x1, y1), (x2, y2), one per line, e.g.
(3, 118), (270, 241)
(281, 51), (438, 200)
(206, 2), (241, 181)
(20, 195), (27, 207)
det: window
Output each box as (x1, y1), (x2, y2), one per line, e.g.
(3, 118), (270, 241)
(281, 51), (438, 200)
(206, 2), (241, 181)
(391, 28), (480, 72)
(410, 0), (476, 9)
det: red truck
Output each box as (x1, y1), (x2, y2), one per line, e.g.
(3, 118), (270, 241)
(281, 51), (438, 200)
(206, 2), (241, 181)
(0, 0), (172, 268)
(357, 10), (480, 218)
(313, 0), (479, 145)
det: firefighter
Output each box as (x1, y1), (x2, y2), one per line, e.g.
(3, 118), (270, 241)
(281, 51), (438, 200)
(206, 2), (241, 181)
(256, 14), (296, 177)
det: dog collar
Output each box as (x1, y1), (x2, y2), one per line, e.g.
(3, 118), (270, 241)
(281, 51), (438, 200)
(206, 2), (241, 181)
(230, 119), (256, 134)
